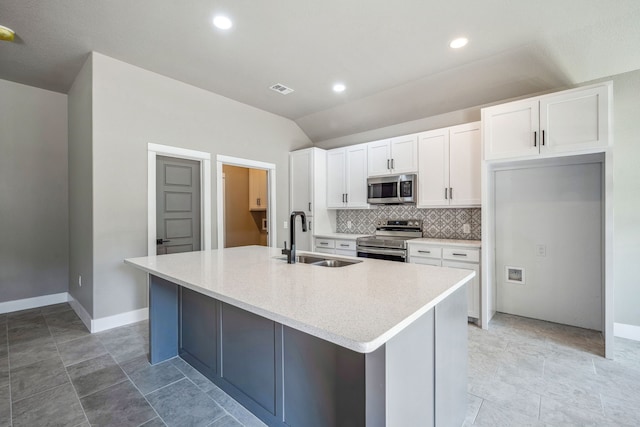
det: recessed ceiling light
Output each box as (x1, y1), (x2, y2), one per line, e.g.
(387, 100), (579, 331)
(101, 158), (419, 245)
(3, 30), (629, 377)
(333, 83), (346, 93)
(213, 15), (233, 30)
(449, 37), (468, 49)
(0, 25), (15, 42)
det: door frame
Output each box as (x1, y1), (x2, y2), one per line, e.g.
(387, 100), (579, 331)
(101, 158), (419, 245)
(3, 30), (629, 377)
(216, 155), (276, 249)
(481, 150), (614, 358)
(147, 143), (212, 256)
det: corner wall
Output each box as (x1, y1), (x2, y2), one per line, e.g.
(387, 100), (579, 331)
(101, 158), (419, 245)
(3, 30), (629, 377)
(0, 79), (69, 302)
(67, 55), (94, 316)
(91, 52), (311, 319)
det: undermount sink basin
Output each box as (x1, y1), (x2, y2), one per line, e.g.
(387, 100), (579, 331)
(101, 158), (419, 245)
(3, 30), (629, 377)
(276, 254), (362, 268)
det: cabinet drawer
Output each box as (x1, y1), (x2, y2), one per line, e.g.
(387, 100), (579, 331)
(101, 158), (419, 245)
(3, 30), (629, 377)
(315, 238), (335, 249)
(408, 245), (442, 259)
(442, 247), (479, 263)
(315, 247), (335, 255)
(335, 249), (357, 257)
(334, 240), (356, 251)
(411, 257), (442, 267)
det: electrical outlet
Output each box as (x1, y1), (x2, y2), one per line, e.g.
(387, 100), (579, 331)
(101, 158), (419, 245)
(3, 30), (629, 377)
(463, 223), (471, 234)
(283, 221), (288, 229)
(78, 275), (82, 287)
(347, 220), (352, 229)
(536, 244), (546, 257)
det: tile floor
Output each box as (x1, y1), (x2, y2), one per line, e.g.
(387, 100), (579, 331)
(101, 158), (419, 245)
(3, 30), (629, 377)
(1, 304), (639, 426)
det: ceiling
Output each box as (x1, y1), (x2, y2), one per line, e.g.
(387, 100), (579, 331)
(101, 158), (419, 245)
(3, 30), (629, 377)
(1, 1), (640, 142)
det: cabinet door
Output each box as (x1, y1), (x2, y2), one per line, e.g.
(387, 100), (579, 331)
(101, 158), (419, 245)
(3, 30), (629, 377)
(249, 169), (267, 211)
(417, 128), (449, 207)
(290, 150), (313, 215)
(326, 149), (346, 208)
(449, 122), (481, 206)
(345, 144), (369, 207)
(442, 260), (480, 319)
(540, 85), (609, 154)
(367, 139), (391, 177)
(390, 134), (418, 174)
(483, 99), (540, 160)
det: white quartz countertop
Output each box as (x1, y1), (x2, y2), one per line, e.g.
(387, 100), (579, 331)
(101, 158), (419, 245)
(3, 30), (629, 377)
(124, 246), (474, 353)
(313, 233), (370, 240)
(409, 238), (481, 248)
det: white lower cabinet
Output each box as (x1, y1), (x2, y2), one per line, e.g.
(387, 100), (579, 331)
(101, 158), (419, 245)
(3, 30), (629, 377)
(408, 242), (480, 319)
(314, 237), (357, 257)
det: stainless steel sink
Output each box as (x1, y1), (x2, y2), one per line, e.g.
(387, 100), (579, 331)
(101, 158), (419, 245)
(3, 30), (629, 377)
(275, 255), (362, 267)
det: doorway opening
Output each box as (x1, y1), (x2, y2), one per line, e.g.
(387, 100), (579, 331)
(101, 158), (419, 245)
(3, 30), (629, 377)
(216, 155), (276, 249)
(147, 144), (212, 256)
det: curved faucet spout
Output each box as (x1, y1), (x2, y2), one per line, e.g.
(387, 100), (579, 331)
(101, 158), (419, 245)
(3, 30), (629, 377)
(282, 211), (307, 264)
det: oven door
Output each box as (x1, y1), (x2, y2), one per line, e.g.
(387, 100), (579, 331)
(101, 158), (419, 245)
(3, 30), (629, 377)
(357, 247), (407, 262)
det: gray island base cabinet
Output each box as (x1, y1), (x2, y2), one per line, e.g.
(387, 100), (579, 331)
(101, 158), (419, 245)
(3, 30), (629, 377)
(148, 274), (467, 427)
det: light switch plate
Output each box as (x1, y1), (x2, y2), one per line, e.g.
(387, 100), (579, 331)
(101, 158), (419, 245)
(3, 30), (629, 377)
(536, 244), (546, 257)
(283, 221), (288, 229)
(463, 223), (471, 234)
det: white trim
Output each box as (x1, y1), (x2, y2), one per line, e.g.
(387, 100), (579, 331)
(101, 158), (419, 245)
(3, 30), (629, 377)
(148, 143), (212, 256)
(91, 307), (149, 333)
(0, 292), (69, 314)
(614, 323), (640, 342)
(68, 294), (93, 332)
(216, 155), (277, 249)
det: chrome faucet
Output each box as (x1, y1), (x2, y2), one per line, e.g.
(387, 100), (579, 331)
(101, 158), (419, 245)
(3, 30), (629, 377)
(282, 211), (307, 264)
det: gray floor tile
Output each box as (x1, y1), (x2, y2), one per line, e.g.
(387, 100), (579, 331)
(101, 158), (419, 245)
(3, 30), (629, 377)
(12, 383), (86, 427)
(171, 357), (218, 393)
(43, 309), (82, 328)
(140, 417), (167, 426)
(0, 385), (9, 427)
(463, 393), (482, 427)
(58, 335), (108, 366)
(48, 319), (91, 345)
(80, 380), (156, 427)
(39, 303), (73, 316)
(208, 384), (266, 427)
(11, 356), (69, 402)
(208, 415), (243, 427)
(7, 323), (51, 346)
(8, 335), (59, 370)
(0, 358), (7, 389)
(539, 395), (608, 425)
(147, 378), (225, 427)
(473, 399), (544, 427)
(97, 322), (148, 363)
(468, 376), (541, 418)
(121, 355), (185, 395)
(601, 393), (640, 426)
(67, 353), (128, 398)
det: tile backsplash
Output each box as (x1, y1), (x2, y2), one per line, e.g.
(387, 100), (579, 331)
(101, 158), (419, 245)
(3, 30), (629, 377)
(336, 206), (481, 240)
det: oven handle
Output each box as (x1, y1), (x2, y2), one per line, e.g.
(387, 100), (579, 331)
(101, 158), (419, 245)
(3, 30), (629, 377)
(357, 247), (406, 258)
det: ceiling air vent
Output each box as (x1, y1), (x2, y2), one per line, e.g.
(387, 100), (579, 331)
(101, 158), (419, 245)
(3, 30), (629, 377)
(269, 83), (294, 95)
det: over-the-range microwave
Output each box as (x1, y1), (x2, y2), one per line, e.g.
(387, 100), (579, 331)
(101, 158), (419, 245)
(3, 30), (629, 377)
(367, 174), (417, 205)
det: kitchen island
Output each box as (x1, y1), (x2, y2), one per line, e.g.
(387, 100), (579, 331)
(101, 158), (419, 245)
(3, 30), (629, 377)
(125, 245), (474, 427)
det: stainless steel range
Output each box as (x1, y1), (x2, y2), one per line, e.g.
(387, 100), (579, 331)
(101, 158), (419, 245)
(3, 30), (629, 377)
(356, 219), (423, 262)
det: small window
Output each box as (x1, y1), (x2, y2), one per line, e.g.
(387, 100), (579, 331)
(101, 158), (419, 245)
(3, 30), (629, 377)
(505, 266), (525, 284)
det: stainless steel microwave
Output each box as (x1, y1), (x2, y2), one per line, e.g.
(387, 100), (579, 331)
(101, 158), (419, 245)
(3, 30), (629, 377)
(367, 174), (417, 205)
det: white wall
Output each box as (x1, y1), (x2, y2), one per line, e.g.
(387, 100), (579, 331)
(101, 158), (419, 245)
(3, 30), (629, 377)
(495, 162), (602, 330)
(90, 52), (311, 319)
(0, 79), (69, 302)
(67, 55), (94, 316)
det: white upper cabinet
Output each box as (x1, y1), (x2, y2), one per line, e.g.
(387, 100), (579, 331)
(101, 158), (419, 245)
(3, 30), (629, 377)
(483, 83), (610, 161)
(290, 149), (313, 216)
(248, 168), (267, 211)
(418, 122), (481, 207)
(327, 144), (368, 209)
(367, 134), (418, 176)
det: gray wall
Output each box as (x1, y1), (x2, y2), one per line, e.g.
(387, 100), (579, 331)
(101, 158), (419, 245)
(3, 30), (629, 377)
(67, 55), (94, 316)
(90, 52), (311, 318)
(0, 79), (69, 302)
(316, 69), (640, 329)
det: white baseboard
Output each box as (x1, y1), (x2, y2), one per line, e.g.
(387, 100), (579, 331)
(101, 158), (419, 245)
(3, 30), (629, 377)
(68, 294), (93, 332)
(91, 307), (149, 333)
(614, 322), (640, 342)
(0, 292), (69, 314)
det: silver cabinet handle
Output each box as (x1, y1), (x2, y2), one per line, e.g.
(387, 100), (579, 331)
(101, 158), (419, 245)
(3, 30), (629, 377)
(340, 244), (349, 247)
(452, 253), (467, 257)
(418, 250), (431, 254)
(449, 187), (453, 199)
(345, 193), (348, 203)
(534, 131), (537, 147)
(387, 159), (390, 170)
(320, 242), (329, 245)
(391, 158), (395, 169)
(445, 188), (448, 199)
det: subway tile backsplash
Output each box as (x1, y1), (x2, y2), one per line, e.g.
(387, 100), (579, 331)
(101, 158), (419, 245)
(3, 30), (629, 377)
(336, 206), (481, 240)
